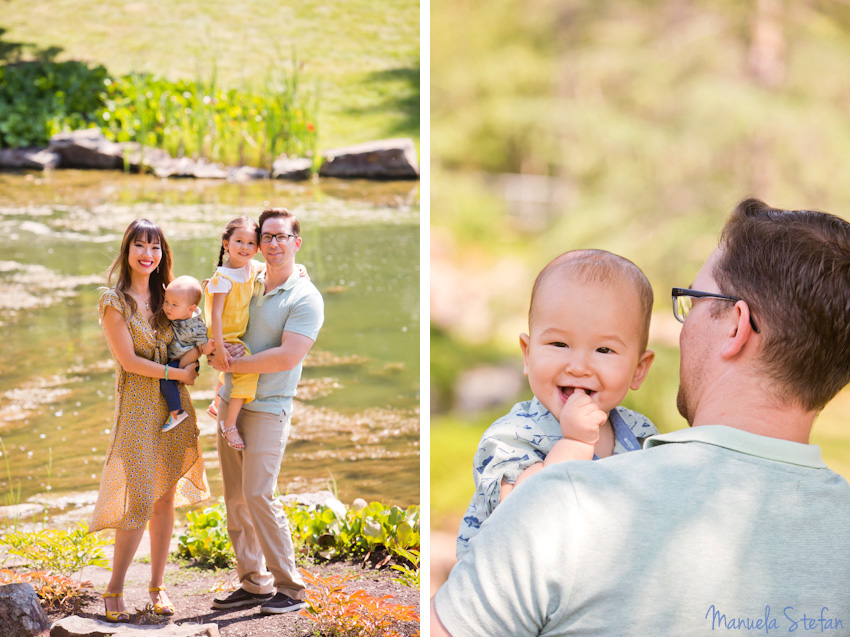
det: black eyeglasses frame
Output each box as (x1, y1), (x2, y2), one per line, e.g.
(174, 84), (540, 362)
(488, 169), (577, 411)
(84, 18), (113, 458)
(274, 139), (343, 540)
(671, 287), (760, 334)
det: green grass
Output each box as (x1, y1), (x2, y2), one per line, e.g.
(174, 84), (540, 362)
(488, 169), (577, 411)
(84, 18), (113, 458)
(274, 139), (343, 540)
(0, 0), (419, 150)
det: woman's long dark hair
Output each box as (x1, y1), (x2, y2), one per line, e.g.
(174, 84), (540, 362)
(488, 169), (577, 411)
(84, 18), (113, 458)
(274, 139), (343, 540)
(107, 219), (173, 331)
(218, 216), (259, 267)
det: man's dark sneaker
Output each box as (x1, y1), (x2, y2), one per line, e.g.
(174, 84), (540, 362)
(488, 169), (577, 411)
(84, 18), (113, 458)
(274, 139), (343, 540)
(212, 588), (273, 609)
(259, 592), (307, 615)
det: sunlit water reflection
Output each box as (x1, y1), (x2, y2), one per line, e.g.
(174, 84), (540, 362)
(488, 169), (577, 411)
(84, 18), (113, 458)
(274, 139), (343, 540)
(0, 170), (420, 527)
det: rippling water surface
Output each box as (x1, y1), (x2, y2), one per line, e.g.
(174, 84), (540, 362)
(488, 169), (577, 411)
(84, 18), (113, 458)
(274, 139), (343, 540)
(0, 170), (420, 526)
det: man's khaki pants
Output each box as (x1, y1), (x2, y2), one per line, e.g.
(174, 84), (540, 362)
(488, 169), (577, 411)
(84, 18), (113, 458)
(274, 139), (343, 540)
(217, 399), (305, 599)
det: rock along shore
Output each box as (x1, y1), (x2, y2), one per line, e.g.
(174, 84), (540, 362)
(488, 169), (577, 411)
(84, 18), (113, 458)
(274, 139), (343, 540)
(0, 130), (419, 182)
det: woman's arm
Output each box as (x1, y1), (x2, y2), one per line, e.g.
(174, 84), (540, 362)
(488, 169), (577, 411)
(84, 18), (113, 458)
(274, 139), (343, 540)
(102, 307), (197, 385)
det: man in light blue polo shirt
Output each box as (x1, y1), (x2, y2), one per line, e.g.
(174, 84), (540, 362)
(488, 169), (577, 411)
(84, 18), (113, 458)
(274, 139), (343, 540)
(432, 198), (850, 636)
(209, 208), (323, 616)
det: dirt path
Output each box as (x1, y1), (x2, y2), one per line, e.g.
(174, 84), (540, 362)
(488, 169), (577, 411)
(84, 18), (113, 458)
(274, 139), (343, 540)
(48, 531), (420, 636)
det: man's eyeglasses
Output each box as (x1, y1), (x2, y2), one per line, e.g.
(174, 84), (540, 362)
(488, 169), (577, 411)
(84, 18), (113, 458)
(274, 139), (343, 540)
(260, 233), (298, 244)
(672, 288), (760, 333)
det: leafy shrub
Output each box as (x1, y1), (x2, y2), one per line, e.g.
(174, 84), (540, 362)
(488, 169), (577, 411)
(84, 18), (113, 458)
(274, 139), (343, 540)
(0, 521), (112, 578)
(178, 500), (420, 570)
(300, 569), (420, 637)
(0, 61), (108, 147)
(176, 503), (235, 569)
(286, 501), (420, 561)
(0, 568), (95, 612)
(0, 58), (318, 168)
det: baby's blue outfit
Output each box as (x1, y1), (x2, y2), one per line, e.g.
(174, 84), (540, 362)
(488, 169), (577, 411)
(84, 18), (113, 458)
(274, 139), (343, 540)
(456, 396), (657, 559)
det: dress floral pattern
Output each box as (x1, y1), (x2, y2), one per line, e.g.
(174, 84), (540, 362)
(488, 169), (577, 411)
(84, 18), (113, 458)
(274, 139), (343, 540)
(91, 289), (210, 531)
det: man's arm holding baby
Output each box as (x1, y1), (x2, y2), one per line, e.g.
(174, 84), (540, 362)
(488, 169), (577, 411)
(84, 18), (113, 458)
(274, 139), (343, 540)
(211, 331), (315, 373)
(502, 392), (607, 501)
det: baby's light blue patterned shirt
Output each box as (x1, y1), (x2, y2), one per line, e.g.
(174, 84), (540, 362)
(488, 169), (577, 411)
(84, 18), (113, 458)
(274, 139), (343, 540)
(167, 308), (208, 360)
(456, 397), (657, 559)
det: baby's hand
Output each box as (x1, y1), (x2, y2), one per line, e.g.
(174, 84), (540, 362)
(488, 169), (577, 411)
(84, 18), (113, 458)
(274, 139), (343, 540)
(296, 263), (310, 279)
(559, 390), (608, 446)
(201, 339), (215, 356)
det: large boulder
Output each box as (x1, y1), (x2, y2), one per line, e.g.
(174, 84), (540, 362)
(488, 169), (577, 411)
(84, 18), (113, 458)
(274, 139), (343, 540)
(151, 157), (228, 180)
(48, 130), (123, 169)
(0, 148), (60, 171)
(228, 165), (270, 182)
(319, 138), (419, 180)
(50, 616), (220, 636)
(117, 143), (173, 174)
(0, 583), (50, 637)
(272, 156), (312, 181)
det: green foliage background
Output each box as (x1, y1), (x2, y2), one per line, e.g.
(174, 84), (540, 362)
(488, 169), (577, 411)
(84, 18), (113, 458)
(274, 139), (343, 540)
(431, 0), (850, 531)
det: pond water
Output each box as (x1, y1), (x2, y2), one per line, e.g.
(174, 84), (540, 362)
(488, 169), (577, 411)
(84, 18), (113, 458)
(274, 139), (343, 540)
(0, 170), (420, 527)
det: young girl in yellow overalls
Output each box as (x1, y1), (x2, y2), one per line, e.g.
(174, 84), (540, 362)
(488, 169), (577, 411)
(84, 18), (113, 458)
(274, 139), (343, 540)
(205, 216), (263, 450)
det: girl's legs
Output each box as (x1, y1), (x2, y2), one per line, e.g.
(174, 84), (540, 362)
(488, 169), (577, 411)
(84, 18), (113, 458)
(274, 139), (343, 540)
(208, 376), (224, 417)
(148, 485), (177, 608)
(221, 397), (245, 449)
(105, 527), (146, 615)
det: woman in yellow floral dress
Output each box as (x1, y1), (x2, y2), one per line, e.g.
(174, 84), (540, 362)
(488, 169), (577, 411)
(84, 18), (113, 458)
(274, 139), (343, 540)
(93, 219), (210, 622)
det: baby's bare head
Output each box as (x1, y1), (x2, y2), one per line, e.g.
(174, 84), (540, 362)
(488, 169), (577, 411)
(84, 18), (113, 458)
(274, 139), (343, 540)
(529, 250), (654, 352)
(163, 276), (203, 321)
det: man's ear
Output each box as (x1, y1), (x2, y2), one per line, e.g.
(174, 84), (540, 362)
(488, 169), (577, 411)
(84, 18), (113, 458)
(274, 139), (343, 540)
(519, 333), (531, 376)
(720, 301), (757, 359)
(630, 349), (655, 390)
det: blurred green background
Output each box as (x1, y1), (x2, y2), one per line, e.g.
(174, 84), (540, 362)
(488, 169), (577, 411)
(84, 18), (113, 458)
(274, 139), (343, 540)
(430, 0), (850, 549)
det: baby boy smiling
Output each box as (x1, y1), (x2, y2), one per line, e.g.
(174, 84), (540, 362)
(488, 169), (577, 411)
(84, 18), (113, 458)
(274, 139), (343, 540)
(456, 249), (657, 559)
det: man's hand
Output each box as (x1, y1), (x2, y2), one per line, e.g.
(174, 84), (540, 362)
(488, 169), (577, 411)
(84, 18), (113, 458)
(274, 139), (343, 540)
(559, 390), (608, 445)
(224, 342), (246, 358)
(208, 341), (246, 372)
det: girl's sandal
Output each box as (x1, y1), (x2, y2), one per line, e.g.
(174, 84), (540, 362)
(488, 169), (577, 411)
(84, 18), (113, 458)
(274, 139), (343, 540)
(207, 404), (218, 418)
(102, 591), (130, 623)
(219, 422), (245, 450)
(149, 586), (175, 616)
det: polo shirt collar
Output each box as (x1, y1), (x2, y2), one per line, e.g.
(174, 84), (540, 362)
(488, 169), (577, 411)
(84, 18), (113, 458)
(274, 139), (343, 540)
(645, 425), (827, 469)
(257, 267), (302, 296)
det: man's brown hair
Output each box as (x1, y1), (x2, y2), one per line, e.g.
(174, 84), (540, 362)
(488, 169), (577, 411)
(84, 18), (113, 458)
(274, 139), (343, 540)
(714, 198), (850, 411)
(258, 208), (300, 237)
(529, 249), (654, 352)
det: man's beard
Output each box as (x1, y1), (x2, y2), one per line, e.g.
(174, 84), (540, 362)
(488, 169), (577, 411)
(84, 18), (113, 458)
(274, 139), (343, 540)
(676, 383), (693, 425)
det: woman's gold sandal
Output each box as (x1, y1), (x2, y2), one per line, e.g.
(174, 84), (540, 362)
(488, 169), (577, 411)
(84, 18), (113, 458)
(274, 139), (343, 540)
(149, 585), (175, 616)
(102, 591), (130, 622)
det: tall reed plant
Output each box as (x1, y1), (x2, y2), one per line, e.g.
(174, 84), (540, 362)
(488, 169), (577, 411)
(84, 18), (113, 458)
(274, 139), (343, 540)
(99, 57), (319, 169)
